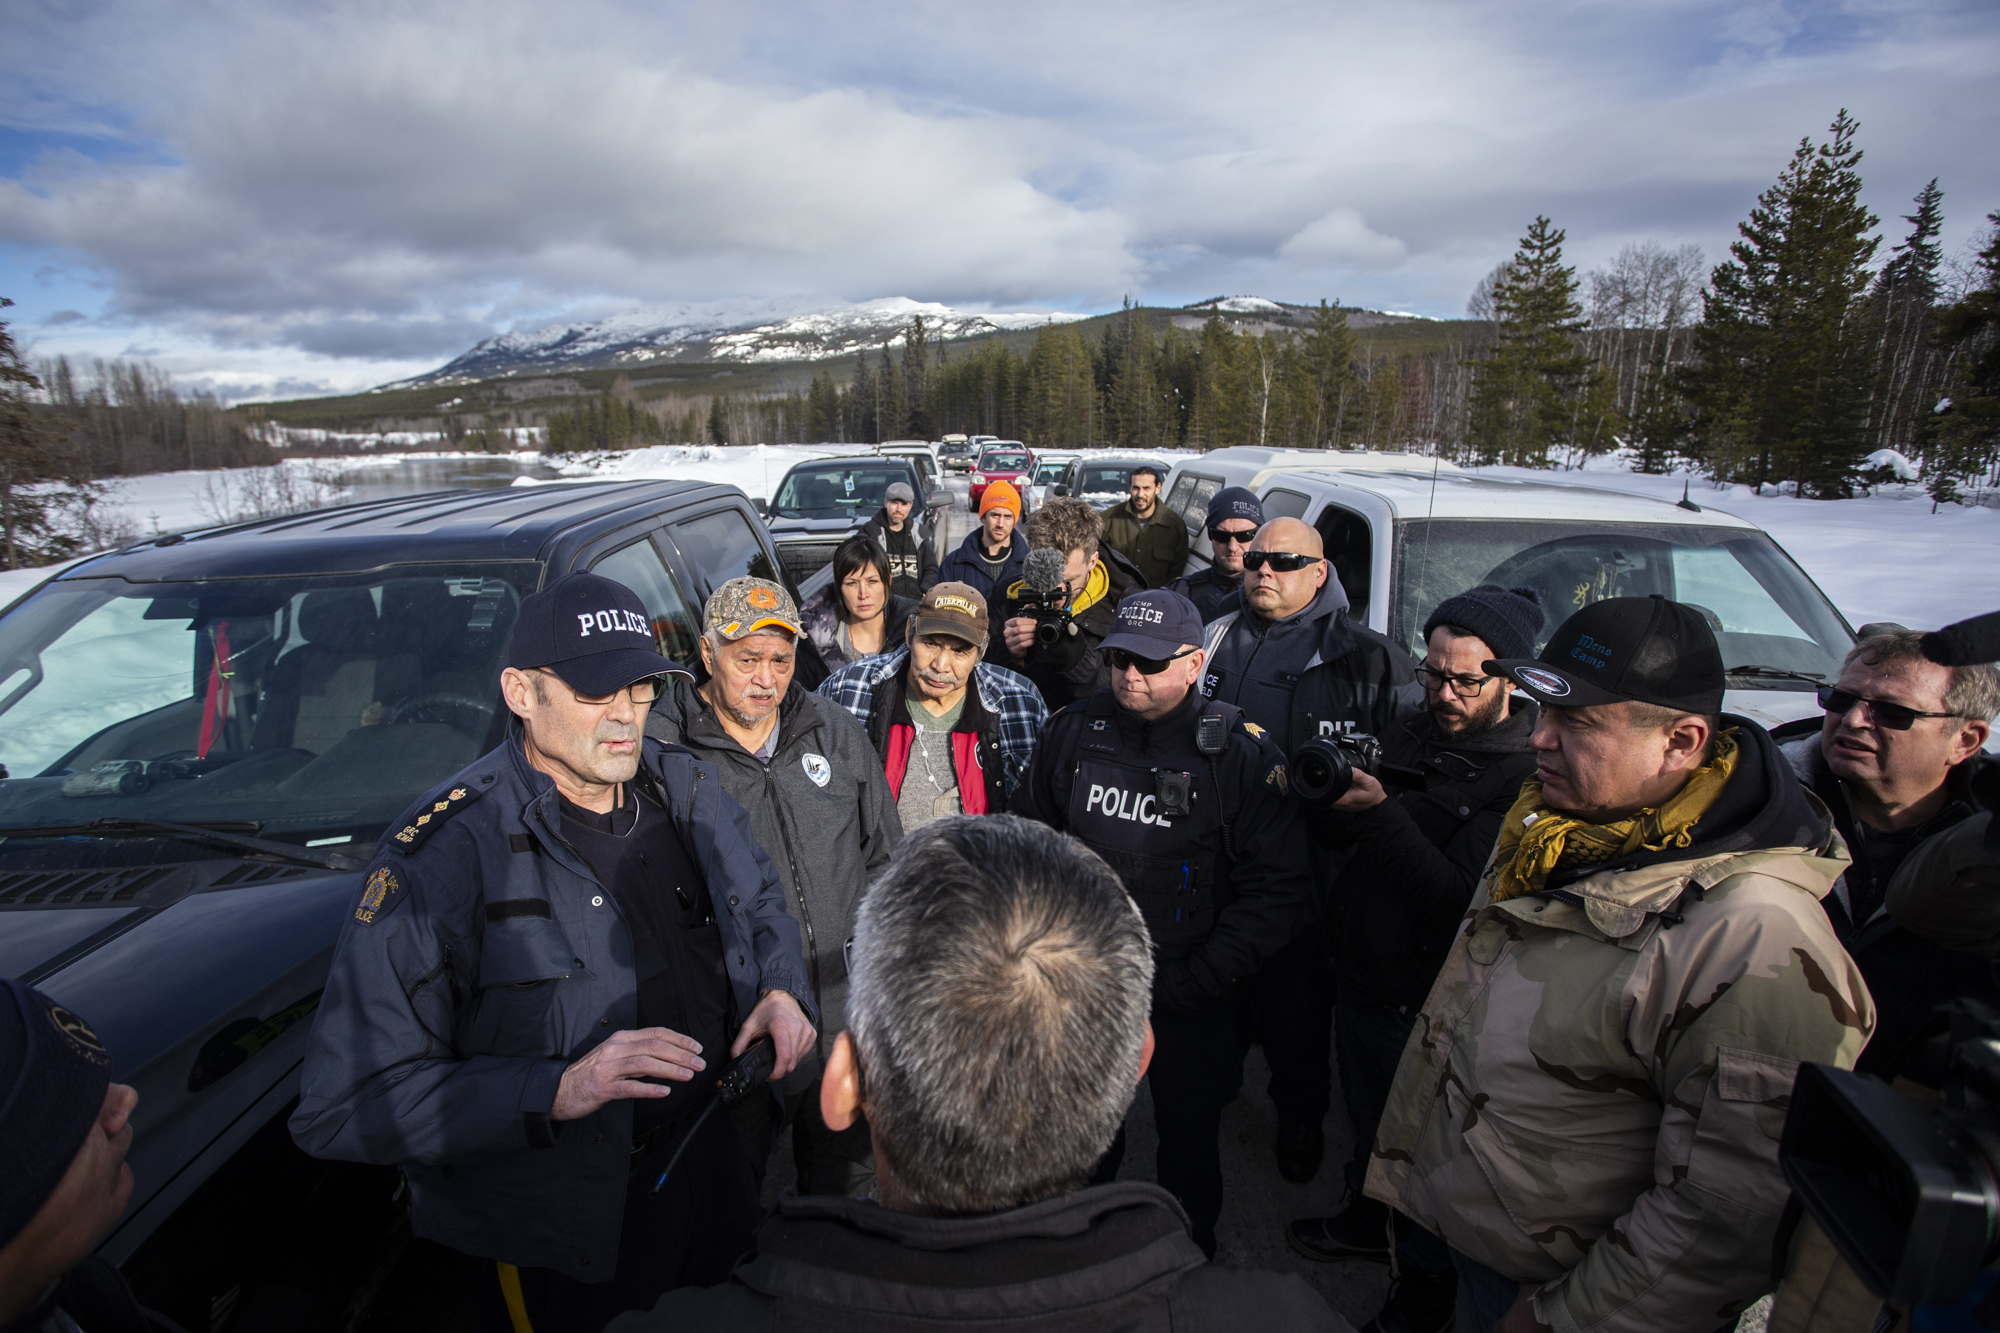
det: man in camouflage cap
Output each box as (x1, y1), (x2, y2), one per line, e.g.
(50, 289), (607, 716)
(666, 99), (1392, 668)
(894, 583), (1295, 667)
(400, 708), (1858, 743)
(645, 576), (900, 1199)
(1364, 596), (1873, 1333)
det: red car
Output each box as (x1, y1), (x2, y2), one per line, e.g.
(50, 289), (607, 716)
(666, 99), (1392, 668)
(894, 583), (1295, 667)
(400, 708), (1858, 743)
(969, 442), (1034, 512)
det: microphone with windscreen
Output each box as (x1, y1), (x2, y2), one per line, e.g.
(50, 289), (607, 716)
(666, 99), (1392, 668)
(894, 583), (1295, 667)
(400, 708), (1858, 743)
(1922, 610), (2000, 668)
(1016, 547), (1076, 650)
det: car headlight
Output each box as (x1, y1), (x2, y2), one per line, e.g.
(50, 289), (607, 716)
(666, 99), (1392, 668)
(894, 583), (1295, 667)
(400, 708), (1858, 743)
(972, 473), (985, 484)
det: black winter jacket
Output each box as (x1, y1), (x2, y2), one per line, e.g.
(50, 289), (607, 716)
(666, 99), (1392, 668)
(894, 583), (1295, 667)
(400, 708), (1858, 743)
(645, 680), (900, 1074)
(1321, 702), (1539, 1008)
(797, 588), (918, 675)
(1781, 733), (1999, 1077)
(859, 508), (939, 598)
(998, 548), (1144, 712)
(605, 1183), (1345, 1332)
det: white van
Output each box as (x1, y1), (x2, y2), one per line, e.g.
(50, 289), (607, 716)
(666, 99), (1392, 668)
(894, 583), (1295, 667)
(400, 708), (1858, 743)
(1161, 447), (1855, 728)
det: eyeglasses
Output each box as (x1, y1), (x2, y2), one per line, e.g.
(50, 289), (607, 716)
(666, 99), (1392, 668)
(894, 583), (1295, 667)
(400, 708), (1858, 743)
(1242, 551), (1322, 573)
(1108, 647), (1197, 675)
(536, 669), (665, 706)
(1208, 527), (1258, 545)
(1418, 664), (1494, 697)
(1816, 685), (1960, 731)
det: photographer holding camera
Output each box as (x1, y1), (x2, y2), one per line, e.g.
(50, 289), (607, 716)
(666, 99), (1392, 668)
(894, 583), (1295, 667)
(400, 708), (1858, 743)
(1011, 589), (1313, 1259)
(999, 497), (1142, 712)
(1284, 585), (1544, 1330)
(1365, 595), (1871, 1333)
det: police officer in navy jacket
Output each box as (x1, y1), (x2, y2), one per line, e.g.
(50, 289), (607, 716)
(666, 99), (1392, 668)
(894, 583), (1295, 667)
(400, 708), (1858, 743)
(291, 572), (816, 1333)
(1010, 589), (1311, 1258)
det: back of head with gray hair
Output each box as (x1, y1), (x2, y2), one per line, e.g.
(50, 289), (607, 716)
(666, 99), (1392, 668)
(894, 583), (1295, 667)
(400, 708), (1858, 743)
(845, 813), (1153, 1214)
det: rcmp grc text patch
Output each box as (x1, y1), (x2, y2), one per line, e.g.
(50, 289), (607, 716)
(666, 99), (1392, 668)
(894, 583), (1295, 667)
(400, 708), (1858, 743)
(355, 866), (402, 925)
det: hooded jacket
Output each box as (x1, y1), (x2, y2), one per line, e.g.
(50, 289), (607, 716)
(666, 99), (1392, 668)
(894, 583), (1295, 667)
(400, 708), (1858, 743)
(798, 588), (919, 676)
(858, 508), (939, 598)
(1201, 575), (1419, 756)
(936, 527), (1029, 631)
(604, 1183), (1346, 1332)
(290, 731), (813, 1281)
(1780, 733), (1998, 1077)
(1101, 498), (1191, 589)
(645, 679), (900, 1073)
(1320, 700), (1540, 1008)
(1365, 719), (1874, 1333)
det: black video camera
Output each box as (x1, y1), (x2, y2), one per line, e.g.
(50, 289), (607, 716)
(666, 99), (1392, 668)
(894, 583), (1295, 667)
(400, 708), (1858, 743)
(1012, 580), (1076, 650)
(1290, 733), (1427, 805)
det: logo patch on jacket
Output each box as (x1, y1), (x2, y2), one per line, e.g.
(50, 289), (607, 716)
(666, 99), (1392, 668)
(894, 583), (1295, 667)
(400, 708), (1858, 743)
(355, 866), (402, 925)
(802, 753), (831, 787)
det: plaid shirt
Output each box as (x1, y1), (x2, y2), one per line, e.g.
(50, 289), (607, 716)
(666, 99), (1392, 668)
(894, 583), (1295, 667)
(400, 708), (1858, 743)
(818, 647), (1049, 799)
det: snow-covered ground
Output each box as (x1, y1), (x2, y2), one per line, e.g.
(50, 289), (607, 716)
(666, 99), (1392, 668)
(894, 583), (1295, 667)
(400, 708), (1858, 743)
(0, 447), (1992, 640)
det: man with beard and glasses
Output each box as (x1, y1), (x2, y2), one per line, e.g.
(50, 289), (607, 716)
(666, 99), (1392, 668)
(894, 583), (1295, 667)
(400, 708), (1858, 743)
(819, 583), (1048, 831)
(293, 572), (816, 1333)
(645, 577), (900, 1200)
(1284, 585), (1545, 1333)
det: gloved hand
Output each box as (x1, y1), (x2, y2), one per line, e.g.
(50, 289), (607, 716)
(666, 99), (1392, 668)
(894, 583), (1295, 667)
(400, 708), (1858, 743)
(1154, 953), (1233, 1015)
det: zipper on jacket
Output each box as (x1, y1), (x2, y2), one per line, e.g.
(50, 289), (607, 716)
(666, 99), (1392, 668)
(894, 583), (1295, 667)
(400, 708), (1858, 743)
(762, 763), (822, 1036)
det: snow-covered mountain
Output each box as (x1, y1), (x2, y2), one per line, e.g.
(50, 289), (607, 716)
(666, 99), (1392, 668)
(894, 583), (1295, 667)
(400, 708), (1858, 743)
(388, 297), (1090, 387)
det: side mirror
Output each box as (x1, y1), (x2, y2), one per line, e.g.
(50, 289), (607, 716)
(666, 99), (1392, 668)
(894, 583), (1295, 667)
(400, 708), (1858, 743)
(926, 486), (951, 510)
(752, 497), (768, 517)
(1052, 483), (1070, 497)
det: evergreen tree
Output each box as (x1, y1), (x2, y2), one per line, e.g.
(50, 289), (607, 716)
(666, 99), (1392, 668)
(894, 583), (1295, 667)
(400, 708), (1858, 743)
(1102, 299), (1164, 448)
(1295, 300), (1361, 446)
(850, 350), (878, 444)
(1465, 216), (1617, 466)
(805, 370), (839, 441)
(1683, 110), (1881, 496)
(707, 394), (730, 445)
(878, 342), (907, 443)
(1023, 323), (1097, 448)
(1866, 179), (1946, 457)
(901, 316), (934, 438)
(1929, 212), (2000, 503)
(0, 299), (88, 568)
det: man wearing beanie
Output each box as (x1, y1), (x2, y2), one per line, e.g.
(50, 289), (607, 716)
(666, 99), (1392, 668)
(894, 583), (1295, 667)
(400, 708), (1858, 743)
(1365, 595), (1871, 1333)
(0, 981), (154, 1333)
(1283, 585), (1545, 1331)
(292, 571), (816, 1333)
(938, 480), (1028, 647)
(1166, 486), (1263, 623)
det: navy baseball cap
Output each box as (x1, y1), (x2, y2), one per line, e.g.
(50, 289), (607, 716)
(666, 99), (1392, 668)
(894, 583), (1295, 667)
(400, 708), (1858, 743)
(1100, 589), (1205, 659)
(1206, 486), (1265, 528)
(1486, 595), (1725, 713)
(509, 572), (690, 695)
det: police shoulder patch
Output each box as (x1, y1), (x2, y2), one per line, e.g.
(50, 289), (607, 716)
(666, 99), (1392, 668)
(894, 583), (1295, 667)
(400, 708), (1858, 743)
(391, 783), (484, 855)
(1265, 763), (1290, 795)
(354, 865), (403, 926)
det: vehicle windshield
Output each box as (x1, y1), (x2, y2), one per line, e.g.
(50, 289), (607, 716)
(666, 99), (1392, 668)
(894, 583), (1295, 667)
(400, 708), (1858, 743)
(980, 452), (1029, 472)
(1075, 466), (1138, 494)
(1032, 462), (1068, 484)
(1388, 520), (1853, 688)
(0, 563), (540, 850)
(770, 465), (899, 518)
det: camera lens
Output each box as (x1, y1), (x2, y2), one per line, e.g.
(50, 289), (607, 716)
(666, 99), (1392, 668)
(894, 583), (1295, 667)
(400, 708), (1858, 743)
(1290, 737), (1354, 804)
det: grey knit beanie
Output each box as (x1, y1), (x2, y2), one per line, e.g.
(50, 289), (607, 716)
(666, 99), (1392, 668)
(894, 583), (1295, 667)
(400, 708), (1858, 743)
(1424, 585), (1545, 661)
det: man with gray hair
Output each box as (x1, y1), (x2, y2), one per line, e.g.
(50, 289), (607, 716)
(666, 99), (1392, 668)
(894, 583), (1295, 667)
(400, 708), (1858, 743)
(645, 576), (900, 1198)
(613, 815), (1347, 1331)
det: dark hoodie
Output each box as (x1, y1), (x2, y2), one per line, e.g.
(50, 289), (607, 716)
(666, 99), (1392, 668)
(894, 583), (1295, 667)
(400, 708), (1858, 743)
(1200, 572), (1418, 756)
(1322, 699), (1541, 1007)
(859, 507), (938, 598)
(606, 1183), (1342, 1332)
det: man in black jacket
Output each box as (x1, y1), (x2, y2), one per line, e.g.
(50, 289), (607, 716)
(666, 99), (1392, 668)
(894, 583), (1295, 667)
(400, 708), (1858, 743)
(998, 497), (1143, 712)
(612, 816), (1346, 1332)
(1779, 628), (1999, 1076)
(1284, 584), (1543, 1333)
(1200, 517), (1419, 1184)
(859, 482), (938, 598)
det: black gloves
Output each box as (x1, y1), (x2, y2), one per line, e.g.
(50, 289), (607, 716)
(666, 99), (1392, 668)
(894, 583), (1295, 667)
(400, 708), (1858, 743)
(1155, 953), (1233, 1015)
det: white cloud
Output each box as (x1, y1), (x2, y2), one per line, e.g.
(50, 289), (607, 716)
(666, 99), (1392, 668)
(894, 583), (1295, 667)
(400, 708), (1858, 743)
(1278, 208), (1409, 268)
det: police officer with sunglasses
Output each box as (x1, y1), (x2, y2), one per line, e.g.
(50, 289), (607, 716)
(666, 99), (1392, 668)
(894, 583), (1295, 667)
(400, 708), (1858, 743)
(1165, 486), (1264, 624)
(1011, 589), (1312, 1259)
(1197, 516), (1419, 1184)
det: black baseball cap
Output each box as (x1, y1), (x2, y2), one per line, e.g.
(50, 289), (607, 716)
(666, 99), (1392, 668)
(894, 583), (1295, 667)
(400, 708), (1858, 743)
(1100, 589), (1204, 659)
(1485, 595), (1725, 713)
(508, 572), (690, 695)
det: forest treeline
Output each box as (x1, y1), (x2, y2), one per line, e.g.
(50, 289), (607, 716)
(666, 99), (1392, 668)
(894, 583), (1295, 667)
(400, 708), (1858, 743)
(545, 110), (2000, 504)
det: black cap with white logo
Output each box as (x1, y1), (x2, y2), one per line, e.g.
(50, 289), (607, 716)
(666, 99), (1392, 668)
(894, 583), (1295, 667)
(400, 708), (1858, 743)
(1099, 589), (1204, 659)
(1484, 595), (1725, 713)
(508, 571), (690, 695)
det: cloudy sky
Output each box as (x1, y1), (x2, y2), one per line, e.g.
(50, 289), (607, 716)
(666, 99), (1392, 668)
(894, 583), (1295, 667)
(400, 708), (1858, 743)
(3, 0), (1996, 401)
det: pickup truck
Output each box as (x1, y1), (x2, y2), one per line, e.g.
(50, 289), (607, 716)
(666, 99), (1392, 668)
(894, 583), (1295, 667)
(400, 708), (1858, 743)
(0, 479), (787, 1332)
(758, 455), (948, 585)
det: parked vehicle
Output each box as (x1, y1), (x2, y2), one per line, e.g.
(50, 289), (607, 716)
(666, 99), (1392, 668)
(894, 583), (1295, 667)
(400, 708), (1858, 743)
(939, 438), (976, 473)
(1025, 452), (1079, 510)
(1160, 447), (1856, 728)
(761, 455), (948, 585)
(0, 480), (786, 1332)
(877, 440), (941, 491)
(1056, 454), (1173, 509)
(968, 442), (1034, 512)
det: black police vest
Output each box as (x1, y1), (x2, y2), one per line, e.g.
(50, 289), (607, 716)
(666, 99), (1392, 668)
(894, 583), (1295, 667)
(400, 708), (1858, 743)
(1064, 694), (1241, 947)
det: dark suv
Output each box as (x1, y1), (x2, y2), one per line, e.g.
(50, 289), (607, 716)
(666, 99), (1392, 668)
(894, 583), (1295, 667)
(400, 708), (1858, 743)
(0, 479), (783, 1332)
(759, 455), (945, 585)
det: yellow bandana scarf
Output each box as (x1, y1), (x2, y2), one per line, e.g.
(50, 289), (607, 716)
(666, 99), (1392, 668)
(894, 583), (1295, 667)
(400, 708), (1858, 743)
(1488, 729), (1743, 904)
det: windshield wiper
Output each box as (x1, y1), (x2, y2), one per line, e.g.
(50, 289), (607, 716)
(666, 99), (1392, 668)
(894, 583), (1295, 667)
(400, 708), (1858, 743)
(1726, 665), (1826, 683)
(0, 817), (367, 872)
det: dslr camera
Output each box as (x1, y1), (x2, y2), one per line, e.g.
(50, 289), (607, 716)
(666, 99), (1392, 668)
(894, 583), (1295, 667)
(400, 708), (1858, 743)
(1011, 581), (1076, 650)
(1290, 733), (1426, 805)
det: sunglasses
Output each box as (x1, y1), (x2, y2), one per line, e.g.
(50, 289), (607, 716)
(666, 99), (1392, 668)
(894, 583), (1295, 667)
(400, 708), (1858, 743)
(1207, 527), (1258, 545)
(1816, 685), (1960, 731)
(1108, 647), (1197, 675)
(1241, 551), (1322, 573)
